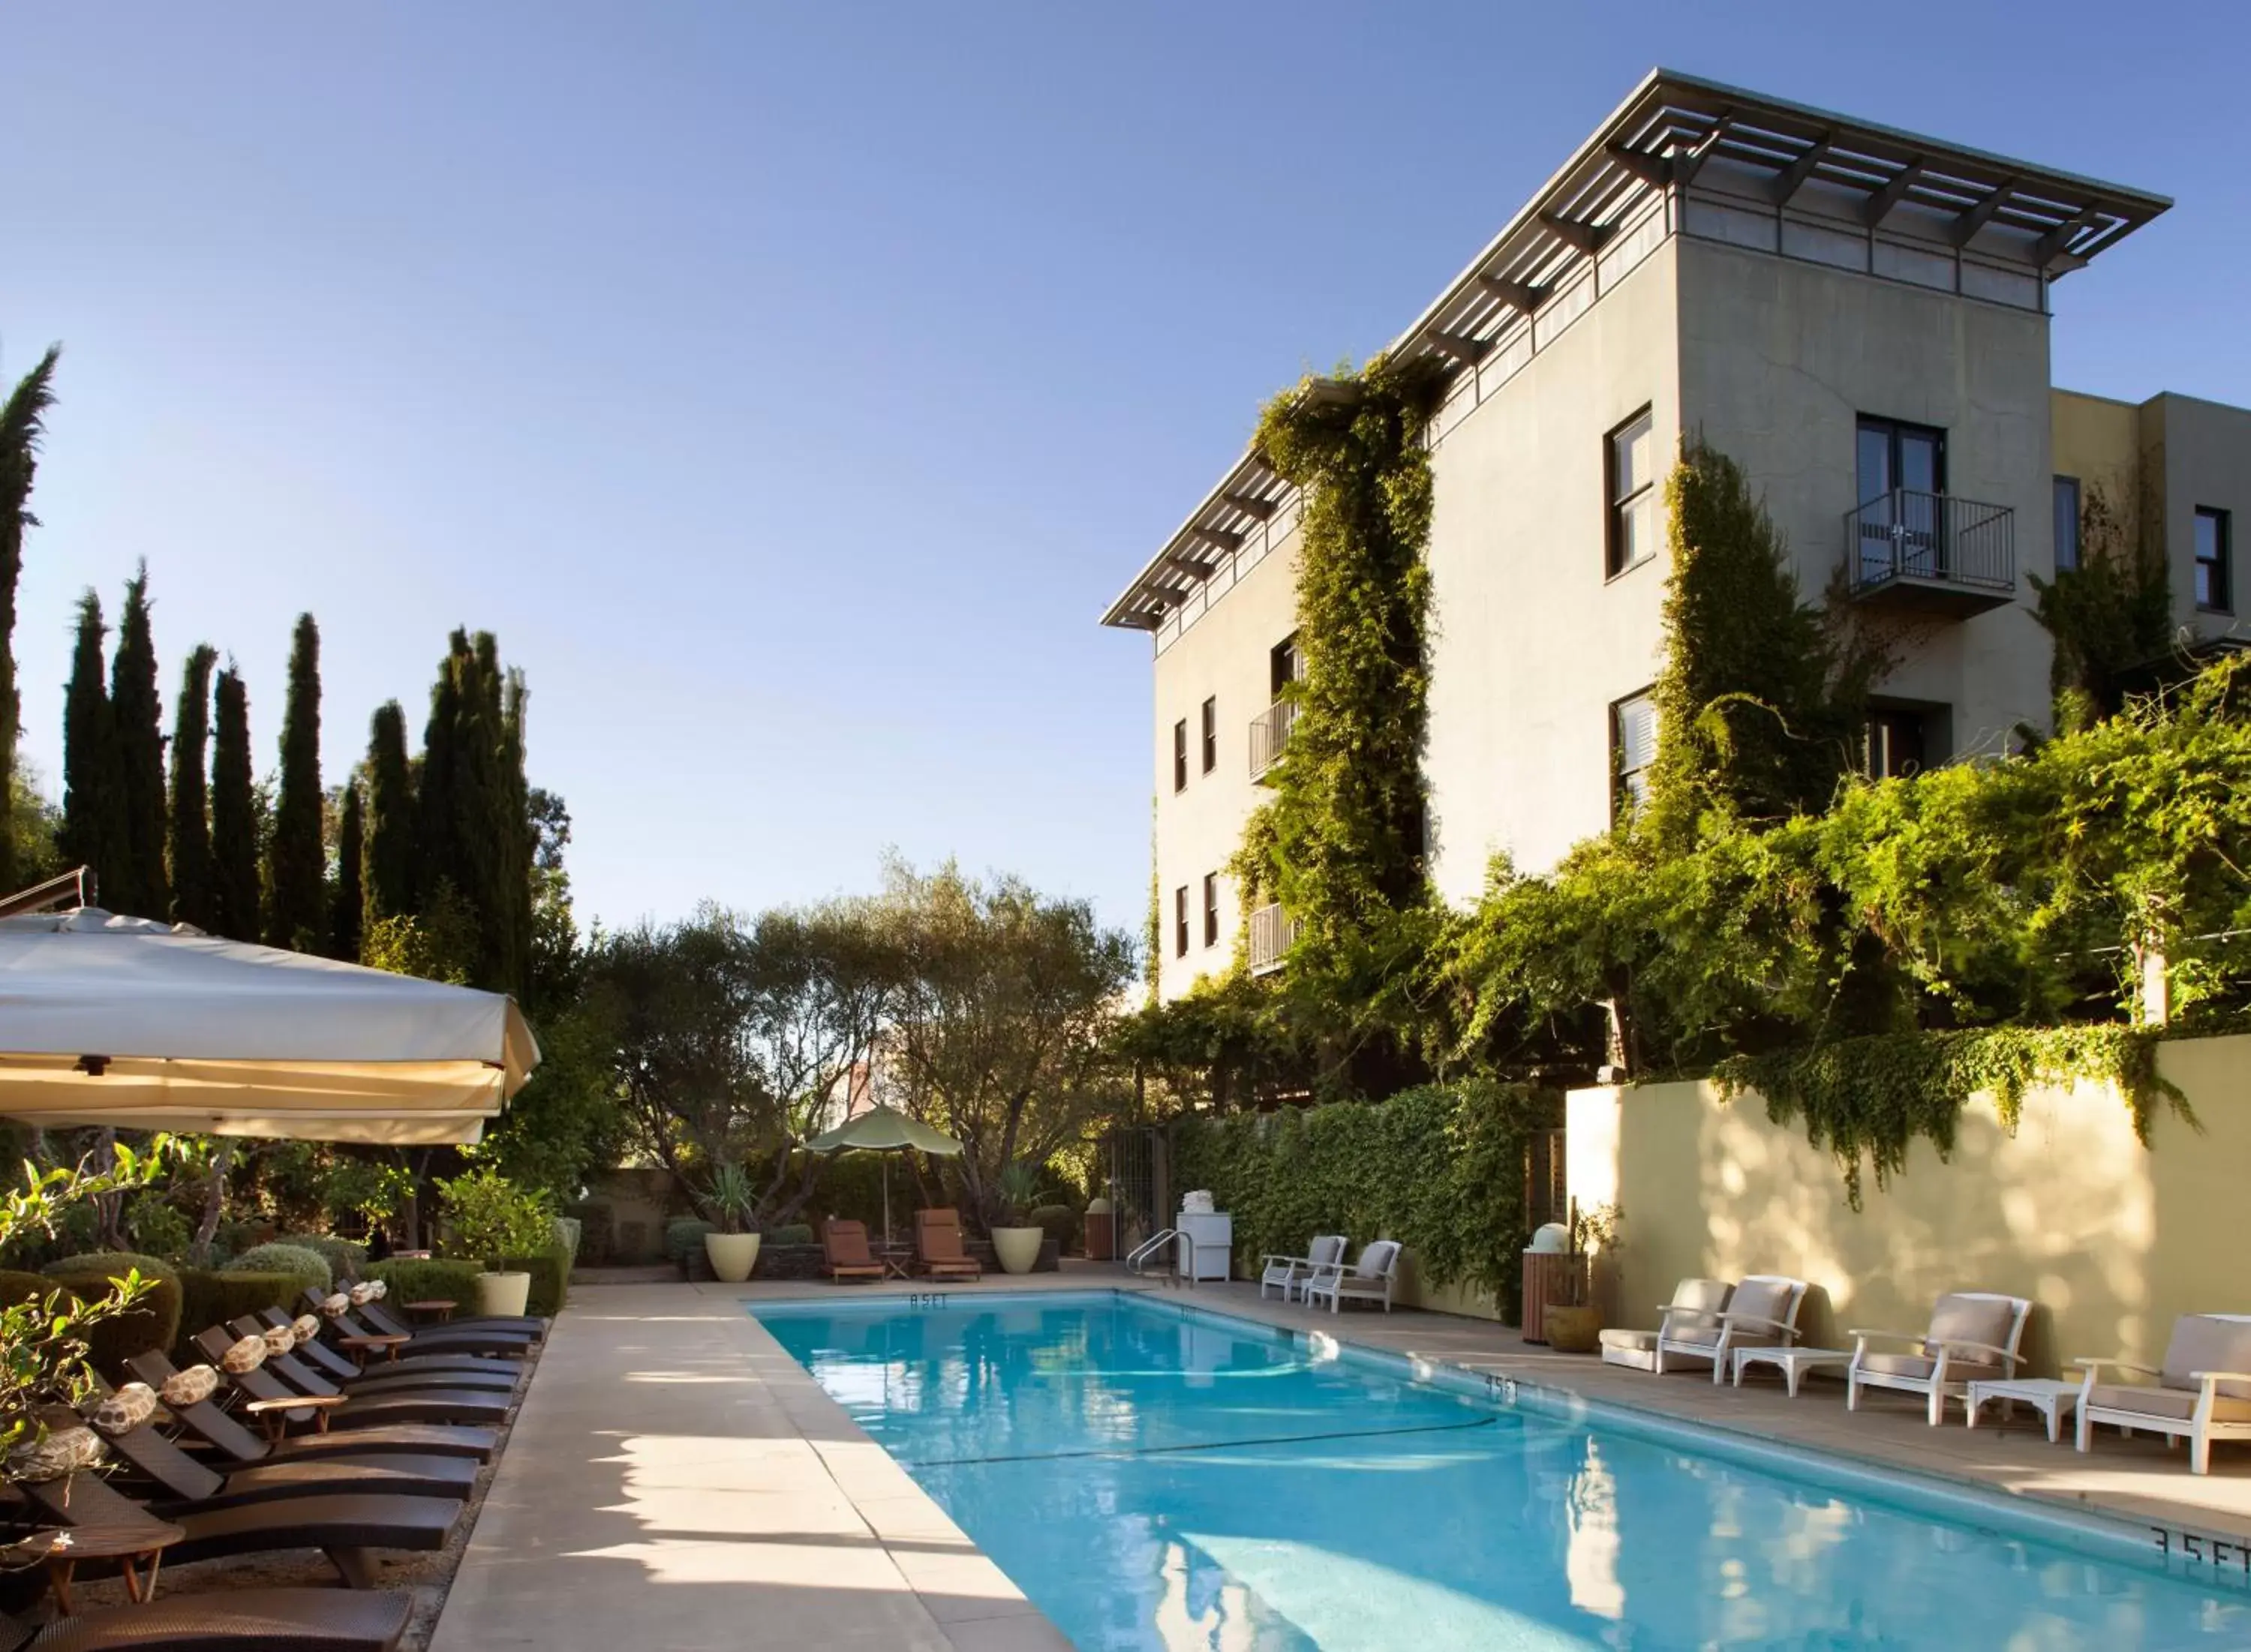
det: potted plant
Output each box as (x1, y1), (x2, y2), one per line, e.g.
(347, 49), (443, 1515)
(702, 1163), (762, 1284)
(1543, 1202), (1621, 1355)
(988, 1163), (1047, 1275)
(437, 1167), (556, 1318)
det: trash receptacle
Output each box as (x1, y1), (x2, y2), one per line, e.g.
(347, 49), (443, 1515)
(1084, 1197), (1116, 1261)
(1520, 1223), (1586, 1345)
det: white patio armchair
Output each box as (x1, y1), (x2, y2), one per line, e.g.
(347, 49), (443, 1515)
(1656, 1274), (1808, 1383)
(1303, 1239), (1402, 1315)
(1260, 1234), (1346, 1303)
(2075, 1313), (2251, 1475)
(1600, 1278), (1733, 1373)
(1847, 1290), (2033, 1426)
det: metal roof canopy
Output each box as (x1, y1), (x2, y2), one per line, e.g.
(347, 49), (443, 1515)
(1101, 67), (2171, 632)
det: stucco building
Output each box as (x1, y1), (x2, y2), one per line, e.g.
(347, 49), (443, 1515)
(1104, 70), (2250, 1002)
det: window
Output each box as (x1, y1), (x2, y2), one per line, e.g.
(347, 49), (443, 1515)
(1270, 635), (1301, 698)
(1855, 416), (1949, 581)
(1200, 697), (1217, 773)
(1202, 873), (1219, 948)
(2196, 507), (2232, 612)
(1605, 408), (1657, 578)
(1610, 692), (1657, 820)
(1174, 885), (1189, 957)
(2053, 476), (2081, 572)
(1865, 710), (1926, 779)
(1856, 416), (1946, 504)
(1172, 719), (1188, 792)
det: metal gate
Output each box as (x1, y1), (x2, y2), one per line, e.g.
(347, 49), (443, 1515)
(1525, 1127), (1568, 1231)
(1104, 1125), (1163, 1254)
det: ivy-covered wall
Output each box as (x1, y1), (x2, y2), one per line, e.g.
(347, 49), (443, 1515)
(1171, 1080), (1560, 1320)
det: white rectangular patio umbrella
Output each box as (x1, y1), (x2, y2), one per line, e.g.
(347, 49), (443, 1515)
(0, 909), (539, 1143)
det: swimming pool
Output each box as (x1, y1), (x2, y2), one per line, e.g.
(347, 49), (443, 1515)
(755, 1290), (2250, 1649)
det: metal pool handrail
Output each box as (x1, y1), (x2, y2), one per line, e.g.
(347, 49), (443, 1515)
(1126, 1227), (1195, 1288)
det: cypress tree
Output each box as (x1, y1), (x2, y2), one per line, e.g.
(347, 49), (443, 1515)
(415, 631), (468, 908)
(110, 564), (169, 918)
(58, 591), (125, 896)
(265, 613), (324, 951)
(329, 778), (364, 962)
(363, 700), (416, 924)
(209, 666), (260, 943)
(497, 668), (533, 995)
(167, 644), (218, 929)
(0, 346), (61, 896)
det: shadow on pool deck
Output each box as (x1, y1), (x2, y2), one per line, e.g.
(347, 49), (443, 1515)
(433, 1266), (2251, 1650)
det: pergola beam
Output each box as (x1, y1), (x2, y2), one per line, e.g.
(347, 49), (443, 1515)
(1185, 524), (1244, 554)
(1862, 157), (1928, 227)
(1948, 176), (2017, 248)
(1164, 552), (1216, 580)
(1769, 134), (1835, 206)
(1474, 272), (1549, 314)
(1221, 492), (1276, 522)
(1540, 212), (1614, 255)
(1423, 329), (1492, 365)
(2035, 207), (2101, 266)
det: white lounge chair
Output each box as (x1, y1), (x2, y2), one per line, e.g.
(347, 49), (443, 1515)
(1847, 1290), (2032, 1426)
(1303, 1239), (1402, 1314)
(1260, 1235), (1345, 1303)
(2075, 1313), (2251, 1474)
(1657, 1273), (1808, 1383)
(1600, 1278), (1733, 1372)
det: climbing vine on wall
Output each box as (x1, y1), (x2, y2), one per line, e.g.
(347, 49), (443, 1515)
(1715, 1023), (2192, 1209)
(1170, 1078), (1560, 1314)
(1231, 355), (1448, 949)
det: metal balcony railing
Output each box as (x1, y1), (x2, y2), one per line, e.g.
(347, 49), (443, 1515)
(1248, 700), (1299, 782)
(1844, 488), (2015, 605)
(1248, 903), (1303, 975)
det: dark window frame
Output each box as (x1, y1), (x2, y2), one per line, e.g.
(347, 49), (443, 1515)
(1865, 708), (1928, 779)
(1201, 873), (1219, 948)
(1172, 719), (1188, 792)
(1174, 885), (1189, 958)
(2196, 506), (2232, 614)
(1604, 406), (1657, 580)
(1609, 690), (1657, 825)
(1200, 697), (1217, 773)
(1270, 635), (1300, 699)
(2053, 475), (2081, 572)
(1856, 415), (1949, 504)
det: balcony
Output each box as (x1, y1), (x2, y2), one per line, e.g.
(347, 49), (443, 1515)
(1842, 489), (2015, 618)
(1248, 700), (1299, 782)
(1247, 903), (1303, 975)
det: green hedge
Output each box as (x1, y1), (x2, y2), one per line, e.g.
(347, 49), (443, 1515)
(1171, 1080), (1561, 1321)
(279, 1233), (368, 1282)
(500, 1244), (572, 1317)
(26, 1258), (185, 1383)
(365, 1258), (482, 1307)
(1027, 1204), (1077, 1254)
(229, 1242), (332, 1292)
(663, 1218), (714, 1265)
(764, 1223), (813, 1248)
(176, 1270), (317, 1356)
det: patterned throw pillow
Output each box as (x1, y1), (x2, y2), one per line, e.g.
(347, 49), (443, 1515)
(292, 1314), (322, 1342)
(348, 1282), (377, 1306)
(263, 1326), (297, 1356)
(89, 1383), (158, 1437)
(320, 1293), (350, 1317)
(8, 1425), (106, 1482)
(367, 1279), (388, 1300)
(159, 1365), (221, 1407)
(221, 1334), (268, 1374)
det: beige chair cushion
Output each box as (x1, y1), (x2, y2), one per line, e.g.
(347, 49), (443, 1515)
(1663, 1320), (1724, 1352)
(9, 1425), (104, 1483)
(1859, 1351), (2009, 1383)
(1728, 1278), (1795, 1331)
(1600, 1328), (1657, 1354)
(1926, 1294), (2017, 1361)
(2088, 1383), (2251, 1424)
(1660, 1278), (1732, 1336)
(2161, 1316), (2251, 1399)
(89, 1382), (158, 1437)
(221, 1334), (268, 1374)
(292, 1314), (323, 1343)
(160, 1365), (221, 1408)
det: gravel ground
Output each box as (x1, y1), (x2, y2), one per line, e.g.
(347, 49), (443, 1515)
(33, 1337), (541, 1650)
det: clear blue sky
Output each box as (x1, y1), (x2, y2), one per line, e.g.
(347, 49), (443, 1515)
(4, 2), (2243, 939)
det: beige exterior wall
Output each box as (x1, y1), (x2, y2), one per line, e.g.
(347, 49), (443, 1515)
(2147, 394), (2251, 638)
(1566, 1032), (2251, 1377)
(1149, 524), (1300, 1001)
(1677, 238), (2057, 761)
(1423, 241), (1682, 904)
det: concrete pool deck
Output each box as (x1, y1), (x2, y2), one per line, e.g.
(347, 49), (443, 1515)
(431, 1263), (2251, 1649)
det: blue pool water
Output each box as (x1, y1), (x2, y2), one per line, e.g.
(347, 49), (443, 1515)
(756, 1292), (2250, 1650)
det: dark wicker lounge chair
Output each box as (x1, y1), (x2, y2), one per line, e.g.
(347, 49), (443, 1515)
(349, 1292), (545, 1343)
(821, 1221), (887, 1284)
(98, 1412), (477, 1512)
(190, 1330), (511, 1430)
(125, 1353), (497, 1464)
(249, 1311), (521, 1392)
(0, 1587), (410, 1650)
(913, 1210), (984, 1281)
(299, 1292), (535, 1359)
(24, 1469), (459, 1590)
(227, 1317), (517, 1395)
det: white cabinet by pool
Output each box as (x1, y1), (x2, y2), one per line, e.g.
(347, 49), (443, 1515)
(1175, 1210), (1232, 1281)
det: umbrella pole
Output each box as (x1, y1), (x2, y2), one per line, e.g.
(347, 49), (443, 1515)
(883, 1155), (892, 1251)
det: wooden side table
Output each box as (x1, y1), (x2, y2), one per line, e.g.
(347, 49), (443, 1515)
(401, 1299), (457, 1323)
(24, 1521), (184, 1612)
(244, 1392), (349, 1440)
(336, 1332), (412, 1368)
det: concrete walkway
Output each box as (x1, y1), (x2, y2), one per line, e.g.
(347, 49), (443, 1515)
(427, 1281), (1069, 1651)
(434, 1266), (2251, 1650)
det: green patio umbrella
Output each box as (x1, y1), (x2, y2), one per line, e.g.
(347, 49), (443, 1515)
(807, 1105), (963, 1248)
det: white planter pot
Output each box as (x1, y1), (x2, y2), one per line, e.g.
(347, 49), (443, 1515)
(705, 1232), (762, 1284)
(475, 1270), (533, 1317)
(991, 1227), (1044, 1275)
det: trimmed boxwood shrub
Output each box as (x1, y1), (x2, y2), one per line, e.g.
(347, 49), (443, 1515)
(500, 1243), (573, 1317)
(34, 1254), (185, 1383)
(663, 1218), (714, 1266)
(175, 1269), (314, 1356)
(764, 1223), (813, 1248)
(365, 1258), (482, 1307)
(228, 1242), (332, 1292)
(1027, 1205), (1078, 1255)
(280, 1233), (368, 1282)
